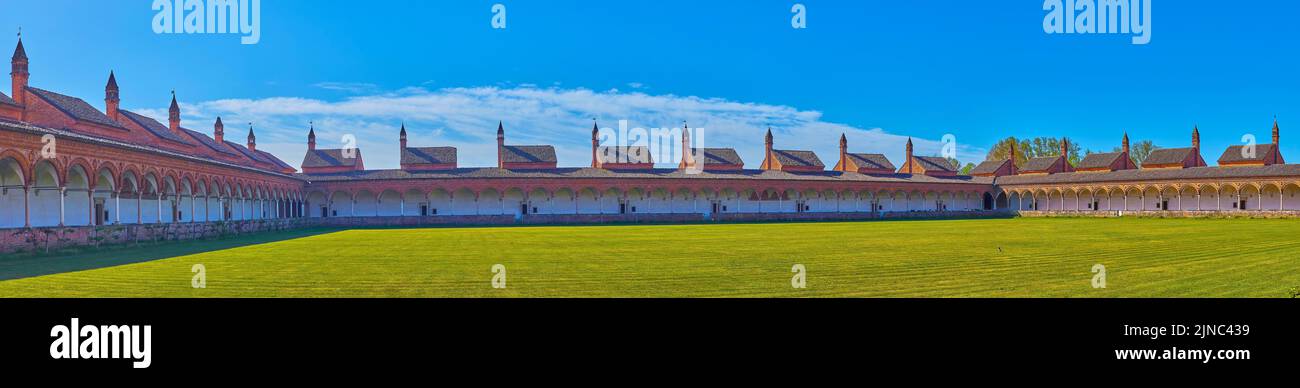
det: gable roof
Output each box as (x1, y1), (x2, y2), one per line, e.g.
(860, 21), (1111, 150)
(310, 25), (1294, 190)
(502, 145), (557, 164)
(0, 91), (16, 106)
(848, 153), (894, 170)
(1019, 155), (1062, 172)
(1142, 147), (1196, 167)
(256, 150), (295, 171)
(597, 145), (653, 164)
(25, 87), (123, 129)
(402, 146), (457, 165)
(1218, 144), (1277, 164)
(303, 148), (363, 168)
(914, 156), (957, 172)
(180, 127), (238, 156)
(1077, 152), (1127, 170)
(969, 159), (1010, 175)
(696, 148), (744, 166)
(772, 149), (824, 168)
(224, 140), (270, 164)
(118, 109), (194, 145)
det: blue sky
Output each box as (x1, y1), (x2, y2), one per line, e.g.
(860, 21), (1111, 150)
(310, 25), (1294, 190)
(2, 0), (1297, 169)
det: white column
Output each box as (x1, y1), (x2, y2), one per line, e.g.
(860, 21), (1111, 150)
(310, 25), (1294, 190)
(58, 187), (66, 226)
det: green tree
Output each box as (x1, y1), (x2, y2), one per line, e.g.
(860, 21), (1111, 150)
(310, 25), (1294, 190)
(986, 136), (1081, 166)
(960, 162), (976, 175)
(1114, 140), (1157, 165)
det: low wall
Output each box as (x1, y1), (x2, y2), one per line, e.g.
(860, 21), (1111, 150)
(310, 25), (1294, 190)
(317, 215), (516, 227)
(1017, 210), (1300, 219)
(0, 218), (319, 255)
(1, 210), (1015, 254)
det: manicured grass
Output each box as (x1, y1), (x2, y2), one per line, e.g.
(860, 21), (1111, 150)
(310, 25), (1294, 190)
(0, 218), (1296, 297)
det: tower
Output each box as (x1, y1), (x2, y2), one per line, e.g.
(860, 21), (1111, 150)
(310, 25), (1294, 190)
(764, 127), (773, 158)
(1009, 140), (1018, 174)
(105, 71), (119, 120)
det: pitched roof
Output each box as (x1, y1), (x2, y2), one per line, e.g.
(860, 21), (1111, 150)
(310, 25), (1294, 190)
(847, 153), (894, 170)
(502, 145), (557, 164)
(969, 159), (1010, 175)
(299, 166), (993, 185)
(695, 148), (744, 166)
(1077, 152), (1127, 170)
(118, 109), (194, 145)
(914, 156), (957, 172)
(597, 146), (653, 164)
(1019, 155), (1061, 172)
(25, 87), (123, 129)
(402, 146), (457, 165)
(180, 127), (238, 156)
(996, 163), (1300, 186)
(257, 150), (295, 171)
(0, 91), (16, 106)
(1142, 147), (1196, 166)
(224, 140), (270, 164)
(303, 148), (363, 168)
(1218, 144), (1276, 164)
(772, 149), (824, 168)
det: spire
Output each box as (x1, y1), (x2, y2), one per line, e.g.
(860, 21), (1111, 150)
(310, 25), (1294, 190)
(104, 71), (120, 119)
(590, 119), (599, 168)
(11, 30), (29, 105)
(11, 32), (26, 61)
(681, 121), (695, 169)
(1122, 132), (1130, 154)
(167, 90), (181, 132)
(905, 137), (914, 174)
(764, 127), (774, 167)
(399, 122), (407, 151)
(307, 122), (316, 151)
(837, 133), (849, 172)
(1192, 124), (1200, 150)
(496, 121), (505, 168)
(247, 123), (256, 152)
(1060, 137), (1068, 157)
(213, 116), (224, 143)
(1272, 116), (1279, 145)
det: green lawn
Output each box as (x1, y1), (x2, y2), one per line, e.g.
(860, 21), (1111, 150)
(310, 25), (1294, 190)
(0, 217), (1296, 297)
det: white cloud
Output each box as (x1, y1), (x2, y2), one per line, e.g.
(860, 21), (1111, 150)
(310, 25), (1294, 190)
(143, 86), (986, 171)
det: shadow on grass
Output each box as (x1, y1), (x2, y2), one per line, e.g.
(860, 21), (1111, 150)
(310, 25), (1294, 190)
(0, 227), (343, 281)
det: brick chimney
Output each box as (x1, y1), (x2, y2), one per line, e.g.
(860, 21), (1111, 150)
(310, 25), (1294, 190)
(105, 71), (119, 120)
(11, 36), (28, 106)
(681, 122), (695, 168)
